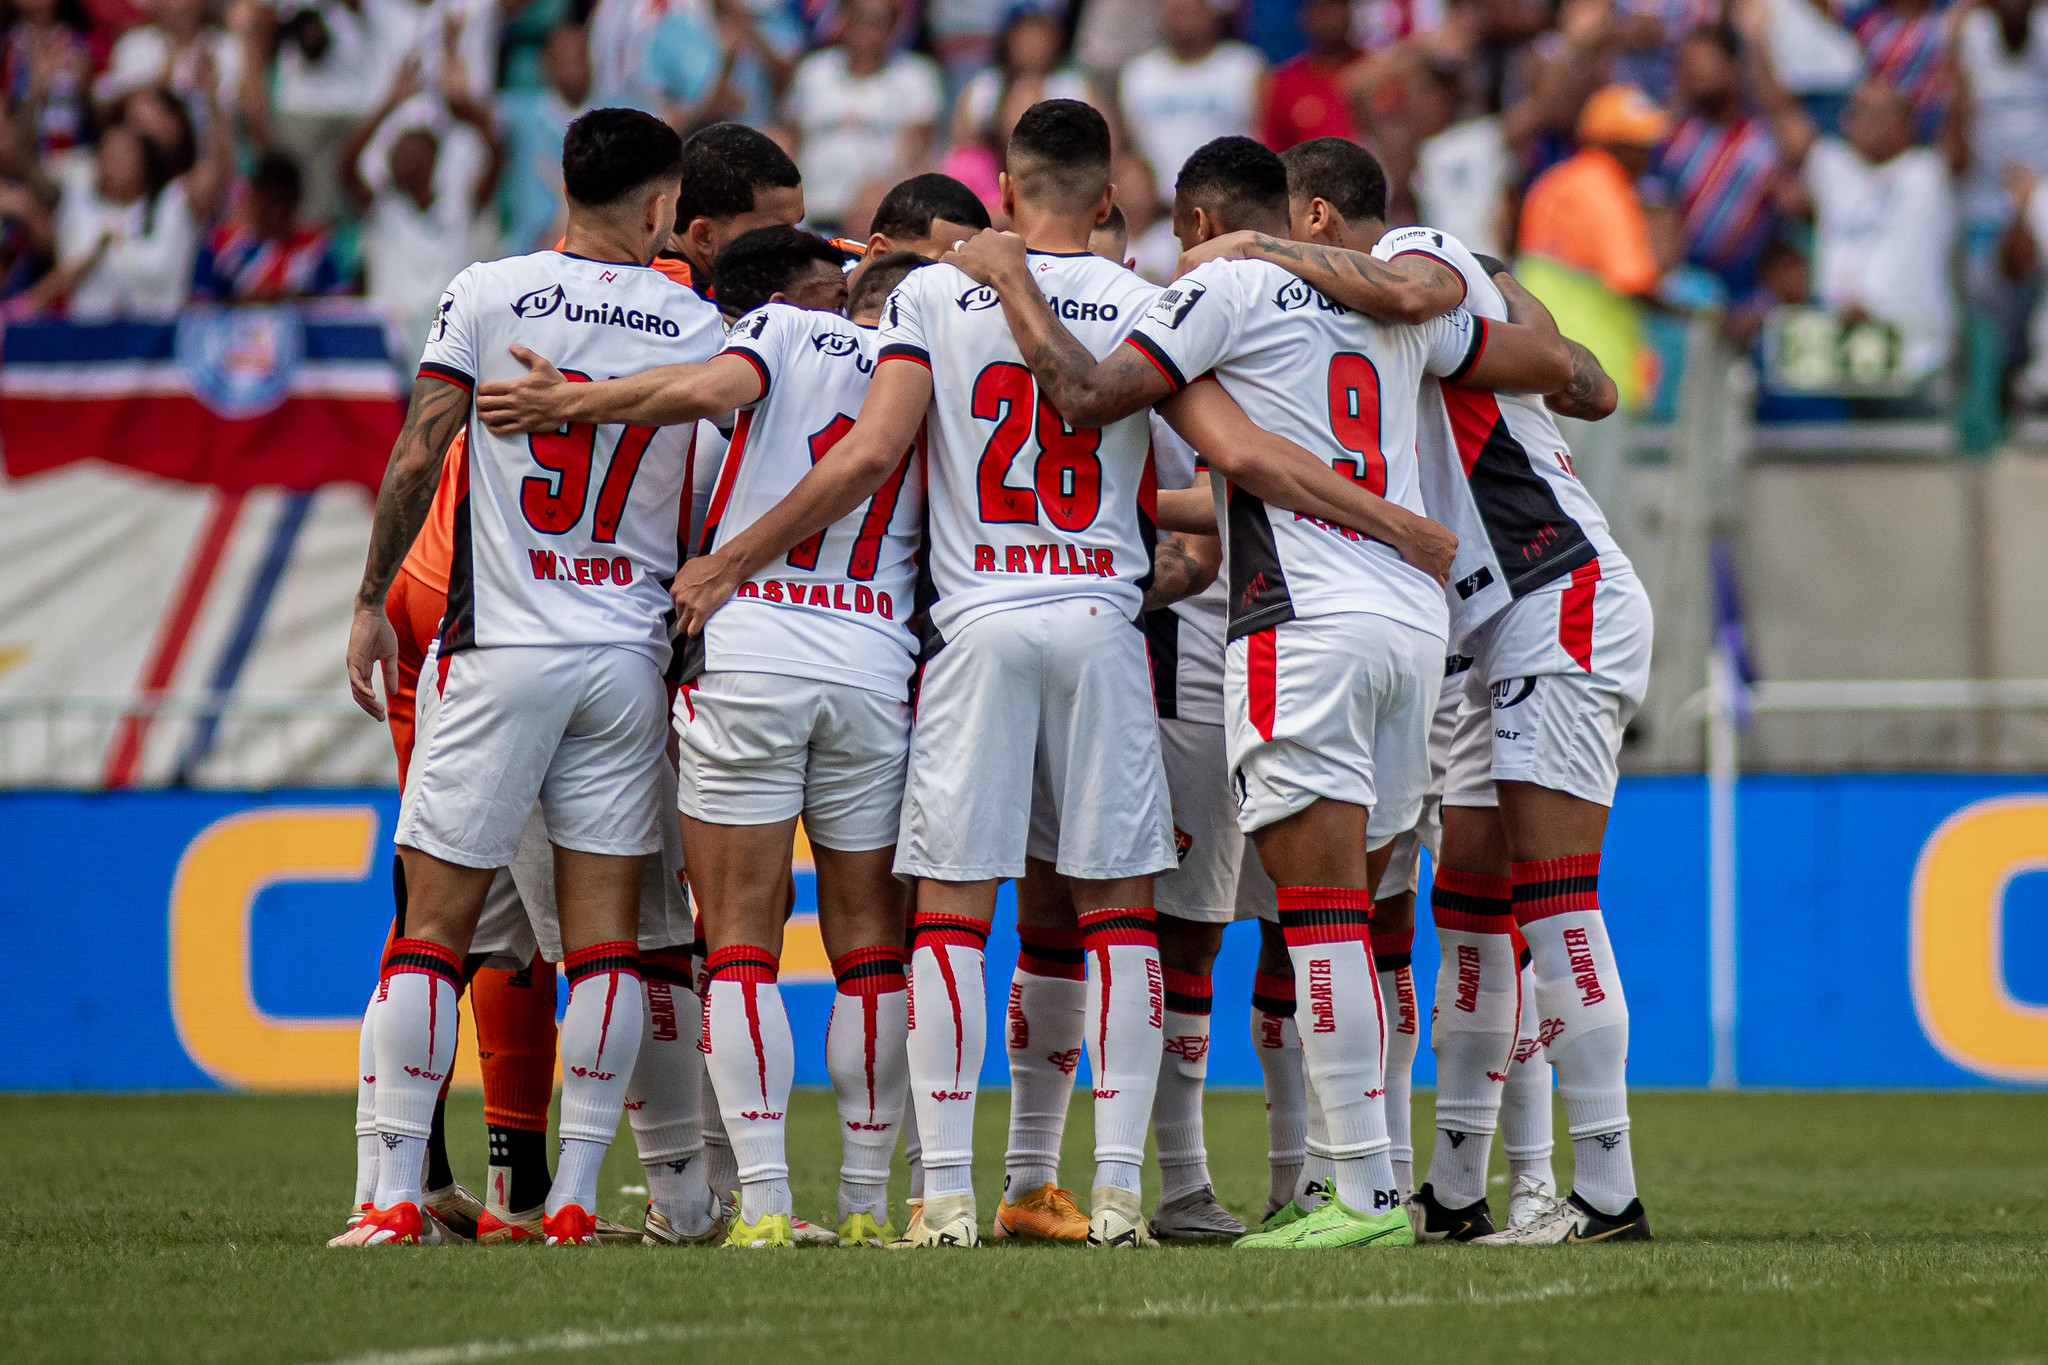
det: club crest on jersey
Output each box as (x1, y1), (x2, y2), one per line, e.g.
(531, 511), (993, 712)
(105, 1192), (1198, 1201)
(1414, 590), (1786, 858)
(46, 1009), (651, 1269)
(510, 283), (565, 319)
(813, 331), (858, 356)
(1148, 282), (1205, 328)
(1492, 677), (1537, 710)
(956, 285), (1001, 311)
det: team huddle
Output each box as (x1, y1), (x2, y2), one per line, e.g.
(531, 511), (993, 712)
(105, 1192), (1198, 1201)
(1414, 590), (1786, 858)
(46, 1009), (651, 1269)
(338, 96), (1652, 1252)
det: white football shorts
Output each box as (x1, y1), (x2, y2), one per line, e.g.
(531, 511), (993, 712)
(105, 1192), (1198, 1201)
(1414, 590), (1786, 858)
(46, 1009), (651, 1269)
(1154, 716), (1248, 924)
(1225, 611), (1444, 845)
(506, 780), (694, 963)
(674, 670), (910, 852)
(896, 596), (1175, 882)
(397, 643), (670, 868)
(1371, 657), (1473, 898)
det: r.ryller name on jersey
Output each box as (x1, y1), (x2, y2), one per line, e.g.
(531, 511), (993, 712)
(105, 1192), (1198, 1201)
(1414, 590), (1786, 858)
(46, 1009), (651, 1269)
(970, 542), (1119, 576)
(509, 282), (687, 337)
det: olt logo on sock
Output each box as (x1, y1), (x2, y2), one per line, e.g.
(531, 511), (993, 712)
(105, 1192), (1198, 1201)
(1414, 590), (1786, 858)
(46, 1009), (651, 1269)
(568, 1065), (616, 1081)
(929, 1090), (972, 1102)
(739, 1110), (785, 1121)
(846, 1120), (890, 1131)
(1048, 1047), (1081, 1076)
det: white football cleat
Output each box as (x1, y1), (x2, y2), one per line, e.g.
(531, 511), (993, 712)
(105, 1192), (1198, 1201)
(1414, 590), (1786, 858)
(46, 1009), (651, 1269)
(789, 1215), (842, 1247)
(1087, 1186), (1157, 1249)
(1150, 1185), (1245, 1241)
(1506, 1174), (1556, 1231)
(888, 1192), (979, 1248)
(1473, 1190), (1652, 1245)
(422, 1183), (483, 1242)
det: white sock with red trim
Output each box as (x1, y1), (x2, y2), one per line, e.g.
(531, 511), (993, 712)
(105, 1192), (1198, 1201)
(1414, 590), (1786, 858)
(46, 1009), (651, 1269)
(1250, 970), (1306, 1212)
(1373, 929), (1420, 1201)
(1502, 948), (1557, 1196)
(1428, 868), (1518, 1208)
(1004, 926), (1085, 1197)
(1515, 854), (1634, 1215)
(626, 947), (711, 1232)
(1079, 907), (1164, 1194)
(1154, 965), (1214, 1204)
(826, 946), (910, 1222)
(906, 913), (989, 1201)
(371, 938), (461, 1212)
(687, 918), (739, 1204)
(353, 984), (381, 1209)
(1277, 887), (1398, 1218)
(550, 941), (645, 1220)
(701, 944), (794, 1222)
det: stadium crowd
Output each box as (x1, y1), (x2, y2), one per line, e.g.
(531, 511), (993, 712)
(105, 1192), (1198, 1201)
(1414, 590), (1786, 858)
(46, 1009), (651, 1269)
(0, 0), (2043, 409)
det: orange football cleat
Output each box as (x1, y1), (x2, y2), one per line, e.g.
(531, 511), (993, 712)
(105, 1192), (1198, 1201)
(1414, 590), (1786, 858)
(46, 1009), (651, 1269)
(989, 1183), (1088, 1241)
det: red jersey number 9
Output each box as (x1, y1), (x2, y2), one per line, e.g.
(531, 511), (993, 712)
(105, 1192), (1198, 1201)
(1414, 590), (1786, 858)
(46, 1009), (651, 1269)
(1326, 351), (1386, 497)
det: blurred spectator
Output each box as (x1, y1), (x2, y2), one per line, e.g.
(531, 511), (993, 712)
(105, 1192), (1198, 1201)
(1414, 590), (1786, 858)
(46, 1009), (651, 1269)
(191, 150), (344, 299)
(498, 0), (569, 93)
(5, 0), (94, 157)
(1352, 0), (1443, 52)
(587, 0), (665, 108)
(1409, 56), (1513, 256)
(341, 57), (502, 365)
(364, 0), (497, 108)
(120, 82), (233, 220)
(782, 0), (940, 231)
(1111, 151), (1176, 278)
(1607, 0), (1722, 103)
(928, 0), (1006, 85)
(498, 18), (590, 252)
(1075, 0), (1158, 81)
(95, 0), (241, 111)
(1660, 25), (1780, 296)
(0, 111), (59, 299)
(35, 118), (196, 316)
(1120, 0), (1266, 200)
(1261, 0), (1358, 150)
(644, 0), (800, 133)
(948, 1), (1091, 150)
(243, 0), (379, 226)
(1834, 0), (1952, 142)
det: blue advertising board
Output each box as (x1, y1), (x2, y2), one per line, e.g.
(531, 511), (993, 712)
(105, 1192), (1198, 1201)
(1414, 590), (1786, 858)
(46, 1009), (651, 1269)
(3, 774), (2045, 1091)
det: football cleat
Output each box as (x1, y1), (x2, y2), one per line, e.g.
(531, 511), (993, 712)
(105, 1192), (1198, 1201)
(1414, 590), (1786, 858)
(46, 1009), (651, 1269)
(1404, 1182), (1496, 1243)
(542, 1205), (599, 1246)
(836, 1210), (896, 1247)
(723, 1212), (794, 1249)
(1150, 1185), (1246, 1241)
(1086, 1185), (1156, 1249)
(1506, 1174), (1557, 1231)
(1472, 1190), (1652, 1245)
(334, 1202), (371, 1239)
(1236, 1197), (1414, 1250)
(328, 1201), (445, 1247)
(644, 1198), (728, 1247)
(789, 1215), (841, 1247)
(475, 1204), (542, 1244)
(990, 1183), (1088, 1241)
(592, 1213), (641, 1245)
(1256, 1198), (1311, 1235)
(421, 1183), (483, 1242)
(887, 1192), (979, 1248)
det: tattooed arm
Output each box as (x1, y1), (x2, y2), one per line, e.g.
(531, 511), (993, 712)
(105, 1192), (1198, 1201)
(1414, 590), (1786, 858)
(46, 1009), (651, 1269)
(346, 375), (472, 719)
(945, 230), (1172, 427)
(1174, 231), (1465, 325)
(1488, 268), (1619, 420)
(1144, 531), (1221, 612)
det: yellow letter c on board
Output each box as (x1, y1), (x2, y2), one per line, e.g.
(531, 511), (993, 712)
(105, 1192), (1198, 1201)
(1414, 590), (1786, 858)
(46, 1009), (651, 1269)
(1910, 795), (2048, 1084)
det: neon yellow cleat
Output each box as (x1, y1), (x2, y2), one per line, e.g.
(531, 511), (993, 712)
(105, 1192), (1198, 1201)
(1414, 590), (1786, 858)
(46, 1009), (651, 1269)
(1237, 1197), (1415, 1250)
(836, 1210), (896, 1247)
(723, 1211), (794, 1248)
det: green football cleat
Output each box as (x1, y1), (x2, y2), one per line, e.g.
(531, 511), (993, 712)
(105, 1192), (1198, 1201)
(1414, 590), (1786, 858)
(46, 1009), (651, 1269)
(836, 1210), (896, 1247)
(1237, 1197), (1415, 1250)
(1256, 1198), (1311, 1235)
(722, 1211), (794, 1248)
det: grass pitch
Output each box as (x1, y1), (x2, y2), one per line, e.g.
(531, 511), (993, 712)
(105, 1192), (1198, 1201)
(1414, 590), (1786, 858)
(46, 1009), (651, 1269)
(4, 1090), (2045, 1364)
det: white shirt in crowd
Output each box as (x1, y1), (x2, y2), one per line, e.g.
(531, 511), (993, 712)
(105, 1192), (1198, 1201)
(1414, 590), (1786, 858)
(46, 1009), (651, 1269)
(363, 0), (499, 104)
(269, 0), (379, 119)
(954, 64), (1094, 137)
(54, 159), (196, 320)
(1803, 138), (1958, 382)
(1119, 40), (1265, 201)
(1414, 115), (1509, 260)
(785, 46), (943, 223)
(95, 23), (242, 106)
(1954, 4), (2048, 227)
(357, 102), (492, 362)
(587, 0), (690, 108)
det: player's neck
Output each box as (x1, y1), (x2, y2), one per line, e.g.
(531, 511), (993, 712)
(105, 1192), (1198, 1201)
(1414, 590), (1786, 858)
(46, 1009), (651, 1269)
(1011, 209), (1098, 257)
(561, 218), (656, 268)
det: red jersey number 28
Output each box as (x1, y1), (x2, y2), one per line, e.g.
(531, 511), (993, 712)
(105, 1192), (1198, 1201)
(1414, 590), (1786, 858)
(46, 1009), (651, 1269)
(971, 362), (1102, 532)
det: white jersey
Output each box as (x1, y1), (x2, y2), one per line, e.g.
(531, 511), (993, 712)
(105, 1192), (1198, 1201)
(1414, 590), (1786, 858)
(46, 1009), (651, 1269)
(1144, 414), (1225, 726)
(692, 302), (924, 699)
(1373, 225), (1630, 644)
(1125, 257), (1481, 643)
(875, 252), (1162, 641)
(420, 250), (725, 665)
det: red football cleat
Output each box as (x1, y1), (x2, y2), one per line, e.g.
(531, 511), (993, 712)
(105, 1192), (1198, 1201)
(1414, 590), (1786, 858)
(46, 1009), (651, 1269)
(543, 1204), (599, 1246)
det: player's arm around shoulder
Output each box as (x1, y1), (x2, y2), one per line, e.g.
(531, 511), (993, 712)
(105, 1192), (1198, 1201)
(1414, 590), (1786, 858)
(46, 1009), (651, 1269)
(1144, 530), (1221, 611)
(669, 353), (932, 636)
(944, 228), (1171, 428)
(476, 348), (764, 433)
(1487, 266), (1619, 420)
(1179, 229), (1464, 325)
(1437, 307), (1575, 397)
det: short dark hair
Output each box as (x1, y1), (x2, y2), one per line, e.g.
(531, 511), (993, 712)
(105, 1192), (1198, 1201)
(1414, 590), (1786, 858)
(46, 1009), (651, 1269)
(250, 152), (302, 205)
(1279, 137), (1387, 225)
(675, 122), (801, 228)
(848, 249), (928, 318)
(870, 173), (992, 242)
(562, 107), (683, 207)
(1175, 136), (1289, 229)
(1007, 99), (1113, 212)
(713, 225), (851, 318)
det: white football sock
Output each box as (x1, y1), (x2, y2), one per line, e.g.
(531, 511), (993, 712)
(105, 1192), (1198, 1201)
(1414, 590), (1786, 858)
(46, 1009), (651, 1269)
(1427, 868), (1518, 1207)
(1502, 954), (1556, 1194)
(1251, 972), (1306, 1211)
(827, 947), (910, 1221)
(901, 1072), (924, 1199)
(371, 939), (461, 1211)
(1004, 928), (1085, 1196)
(906, 914), (989, 1201)
(1079, 907), (1164, 1195)
(1516, 854), (1635, 1215)
(700, 945), (794, 1223)
(1154, 964), (1214, 1203)
(688, 920), (738, 1203)
(547, 941), (644, 1218)
(1278, 888), (1397, 1218)
(1299, 1074), (1333, 1207)
(353, 983), (381, 1208)
(1373, 932), (1419, 1201)
(627, 950), (709, 1228)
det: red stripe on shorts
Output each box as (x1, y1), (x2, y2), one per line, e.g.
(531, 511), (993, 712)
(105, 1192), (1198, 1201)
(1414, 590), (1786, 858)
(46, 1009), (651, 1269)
(1558, 560), (1601, 672)
(1248, 627), (1277, 741)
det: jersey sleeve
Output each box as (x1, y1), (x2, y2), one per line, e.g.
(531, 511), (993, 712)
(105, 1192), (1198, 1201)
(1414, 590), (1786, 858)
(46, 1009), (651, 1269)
(416, 264), (480, 392)
(1123, 260), (1237, 393)
(719, 304), (783, 404)
(1373, 224), (1468, 308)
(875, 271), (932, 369)
(1418, 306), (1488, 383)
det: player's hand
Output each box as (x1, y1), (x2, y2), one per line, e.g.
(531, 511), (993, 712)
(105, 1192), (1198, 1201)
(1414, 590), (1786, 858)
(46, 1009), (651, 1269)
(670, 552), (744, 636)
(1172, 229), (1260, 278)
(1390, 512), (1458, 586)
(942, 229), (1028, 287)
(346, 602), (400, 722)
(477, 346), (571, 434)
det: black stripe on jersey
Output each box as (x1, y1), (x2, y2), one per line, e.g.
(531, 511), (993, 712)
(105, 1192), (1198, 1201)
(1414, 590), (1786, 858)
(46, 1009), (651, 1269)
(1445, 388), (1597, 597)
(1446, 316), (1488, 383)
(876, 342), (930, 368)
(418, 360), (474, 392)
(1389, 248), (1466, 308)
(440, 470), (477, 655)
(905, 494), (943, 710)
(726, 346), (772, 397)
(1144, 606), (1180, 718)
(1223, 484), (1294, 642)
(1124, 333), (1187, 391)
